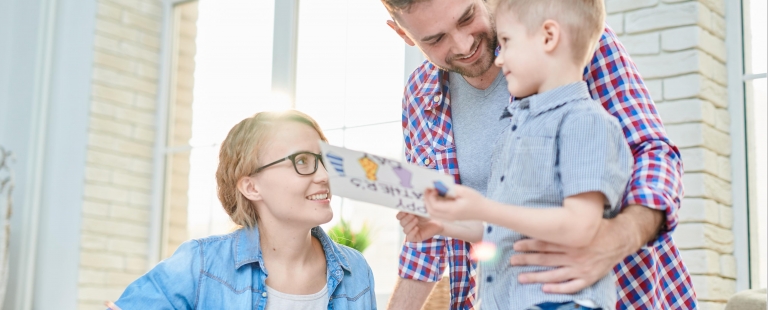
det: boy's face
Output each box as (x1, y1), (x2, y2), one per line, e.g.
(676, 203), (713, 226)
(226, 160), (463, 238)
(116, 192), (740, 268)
(493, 9), (545, 98)
(389, 0), (497, 78)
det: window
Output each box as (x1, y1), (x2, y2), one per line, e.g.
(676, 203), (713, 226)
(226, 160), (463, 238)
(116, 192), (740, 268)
(157, 0), (279, 263)
(742, 0), (767, 289)
(160, 0), (200, 258)
(294, 0), (406, 301)
(186, 0), (277, 242)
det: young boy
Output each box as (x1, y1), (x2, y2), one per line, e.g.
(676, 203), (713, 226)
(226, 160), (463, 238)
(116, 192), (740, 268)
(398, 0), (631, 309)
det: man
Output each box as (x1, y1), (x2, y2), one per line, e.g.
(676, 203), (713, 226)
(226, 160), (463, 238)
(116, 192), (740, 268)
(381, 0), (697, 309)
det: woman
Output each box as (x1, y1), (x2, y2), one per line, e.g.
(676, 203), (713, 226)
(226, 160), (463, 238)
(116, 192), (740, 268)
(111, 110), (376, 309)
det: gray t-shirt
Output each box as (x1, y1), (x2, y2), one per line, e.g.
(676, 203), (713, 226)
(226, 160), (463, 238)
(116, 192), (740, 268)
(448, 70), (510, 195)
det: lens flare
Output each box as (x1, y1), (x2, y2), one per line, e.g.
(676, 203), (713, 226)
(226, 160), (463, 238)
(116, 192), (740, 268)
(470, 242), (497, 262)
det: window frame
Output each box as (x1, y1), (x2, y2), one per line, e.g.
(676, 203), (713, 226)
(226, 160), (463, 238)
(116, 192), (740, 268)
(727, 0), (767, 291)
(149, 0), (198, 267)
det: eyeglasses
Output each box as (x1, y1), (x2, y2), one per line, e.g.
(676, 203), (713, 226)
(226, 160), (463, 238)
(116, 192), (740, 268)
(253, 151), (326, 175)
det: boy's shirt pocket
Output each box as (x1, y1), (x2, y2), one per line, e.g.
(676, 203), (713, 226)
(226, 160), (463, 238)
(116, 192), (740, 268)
(510, 136), (557, 190)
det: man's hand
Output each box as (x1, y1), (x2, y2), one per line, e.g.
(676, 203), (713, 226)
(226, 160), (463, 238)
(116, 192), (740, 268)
(424, 186), (487, 221)
(397, 212), (444, 242)
(510, 205), (663, 294)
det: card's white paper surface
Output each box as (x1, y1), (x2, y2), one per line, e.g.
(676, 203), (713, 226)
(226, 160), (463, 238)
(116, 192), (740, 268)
(319, 141), (455, 217)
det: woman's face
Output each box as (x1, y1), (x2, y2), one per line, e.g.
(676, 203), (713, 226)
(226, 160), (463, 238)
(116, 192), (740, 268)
(251, 122), (333, 228)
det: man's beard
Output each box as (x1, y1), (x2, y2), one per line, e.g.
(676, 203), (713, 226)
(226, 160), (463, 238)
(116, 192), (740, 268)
(437, 31), (498, 78)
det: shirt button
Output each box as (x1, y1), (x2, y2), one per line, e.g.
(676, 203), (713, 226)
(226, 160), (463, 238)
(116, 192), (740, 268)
(511, 125), (517, 131)
(262, 292), (267, 297)
(433, 94), (441, 103)
(424, 158), (431, 165)
(486, 276), (493, 283)
(500, 175), (505, 182)
(487, 225), (493, 233)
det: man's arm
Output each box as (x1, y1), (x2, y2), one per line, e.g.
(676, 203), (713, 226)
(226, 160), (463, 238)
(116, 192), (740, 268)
(387, 278), (436, 310)
(391, 67), (450, 309)
(587, 26), (684, 236)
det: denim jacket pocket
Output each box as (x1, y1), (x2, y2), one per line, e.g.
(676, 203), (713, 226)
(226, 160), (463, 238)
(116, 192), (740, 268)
(330, 285), (374, 309)
(198, 271), (262, 309)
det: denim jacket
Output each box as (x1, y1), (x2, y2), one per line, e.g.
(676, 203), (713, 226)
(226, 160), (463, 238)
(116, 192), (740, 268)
(114, 226), (376, 309)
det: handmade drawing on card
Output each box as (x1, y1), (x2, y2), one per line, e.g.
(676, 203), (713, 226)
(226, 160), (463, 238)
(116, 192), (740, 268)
(319, 141), (455, 217)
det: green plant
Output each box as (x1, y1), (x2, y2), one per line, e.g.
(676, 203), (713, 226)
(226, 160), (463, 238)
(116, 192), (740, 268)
(328, 219), (372, 253)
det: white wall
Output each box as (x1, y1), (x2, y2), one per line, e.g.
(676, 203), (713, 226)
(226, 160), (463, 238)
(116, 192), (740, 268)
(0, 0), (95, 309)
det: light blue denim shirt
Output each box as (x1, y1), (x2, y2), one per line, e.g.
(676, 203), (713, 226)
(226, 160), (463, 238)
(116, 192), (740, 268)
(114, 226), (376, 309)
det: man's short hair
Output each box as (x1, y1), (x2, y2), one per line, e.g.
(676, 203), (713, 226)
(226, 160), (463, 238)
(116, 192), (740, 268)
(380, 0), (429, 17)
(491, 0), (605, 67)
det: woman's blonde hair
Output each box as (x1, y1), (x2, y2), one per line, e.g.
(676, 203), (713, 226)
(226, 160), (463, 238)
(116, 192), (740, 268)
(216, 110), (328, 228)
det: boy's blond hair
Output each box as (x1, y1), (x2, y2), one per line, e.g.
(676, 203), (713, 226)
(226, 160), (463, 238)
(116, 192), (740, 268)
(216, 110), (327, 228)
(491, 0), (605, 67)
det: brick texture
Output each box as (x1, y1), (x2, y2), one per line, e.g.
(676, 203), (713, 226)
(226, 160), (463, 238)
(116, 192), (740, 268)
(607, 0), (734, 305)
(76, 1), (198, 308)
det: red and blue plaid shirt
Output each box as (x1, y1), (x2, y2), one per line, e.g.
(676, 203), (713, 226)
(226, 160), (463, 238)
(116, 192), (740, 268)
(399, 26), (697, 310)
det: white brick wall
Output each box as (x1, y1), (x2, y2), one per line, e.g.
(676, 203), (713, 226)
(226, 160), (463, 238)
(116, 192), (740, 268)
(78, 0), (164, 309)
(606, 0), (735, 305)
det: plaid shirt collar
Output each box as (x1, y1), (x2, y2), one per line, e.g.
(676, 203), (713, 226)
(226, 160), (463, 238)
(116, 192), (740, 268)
(410, 62), (450, 111)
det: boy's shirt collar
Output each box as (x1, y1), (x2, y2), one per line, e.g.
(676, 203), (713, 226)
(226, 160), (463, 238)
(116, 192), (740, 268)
(502, 82), (592, 120)
(520, 81), (592, 117)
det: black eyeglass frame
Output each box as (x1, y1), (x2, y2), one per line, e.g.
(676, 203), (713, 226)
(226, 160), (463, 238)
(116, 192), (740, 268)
(253, 151), (325, 175)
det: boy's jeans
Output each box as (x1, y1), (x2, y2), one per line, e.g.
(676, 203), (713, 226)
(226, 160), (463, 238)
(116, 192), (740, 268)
(529, 302), (601, 310)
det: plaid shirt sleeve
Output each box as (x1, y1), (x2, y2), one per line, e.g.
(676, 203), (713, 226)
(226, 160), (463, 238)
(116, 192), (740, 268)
(585, 26), (684, 238)
(398, 84), (448, 282)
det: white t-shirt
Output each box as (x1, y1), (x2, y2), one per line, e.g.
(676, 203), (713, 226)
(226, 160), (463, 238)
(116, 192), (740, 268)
(264, 284), (328, 310)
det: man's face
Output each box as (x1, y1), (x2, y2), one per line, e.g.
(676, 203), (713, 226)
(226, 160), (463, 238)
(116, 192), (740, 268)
(392, 0), (497, 78)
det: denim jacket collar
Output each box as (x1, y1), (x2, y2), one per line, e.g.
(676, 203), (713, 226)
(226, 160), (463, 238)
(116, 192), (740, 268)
(233, 225), (352, 277)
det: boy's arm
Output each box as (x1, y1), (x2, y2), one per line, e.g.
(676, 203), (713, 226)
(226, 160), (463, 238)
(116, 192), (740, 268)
(425, 188), (605, 247)
(441, 220), (484, 243)
(480, 192), (605, 248)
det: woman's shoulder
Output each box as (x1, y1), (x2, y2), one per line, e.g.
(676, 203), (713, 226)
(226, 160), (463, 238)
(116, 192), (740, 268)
(333, 243), (372, 272)
(163, 230), (240, 267)
(193, 229), (240, 243)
